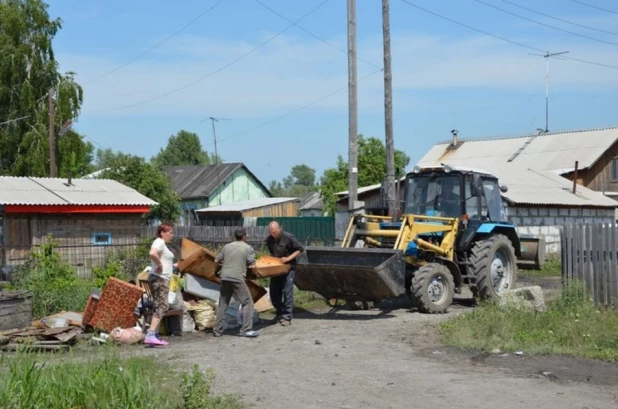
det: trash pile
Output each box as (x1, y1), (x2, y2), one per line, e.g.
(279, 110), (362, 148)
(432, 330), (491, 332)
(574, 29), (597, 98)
(1, 239), (284, 351)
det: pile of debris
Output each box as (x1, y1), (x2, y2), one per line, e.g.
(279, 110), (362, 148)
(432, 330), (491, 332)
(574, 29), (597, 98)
(0, 239), (285, 351)
(0, 311), (86, 352)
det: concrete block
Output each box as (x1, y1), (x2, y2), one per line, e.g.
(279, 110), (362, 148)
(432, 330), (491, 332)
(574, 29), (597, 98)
(529, 207), (539, 216)
(544, 217), (555, 226)
(531, 217), (545, 226)
(549, 208), (559, 217)
(538, 207), (549, 216)
(559, 208), (569, 216)
(523, 217), (533, 225)
(499, 286), (546, 313)
(569, 208), (581, 217)
(582, 208), (592, 217)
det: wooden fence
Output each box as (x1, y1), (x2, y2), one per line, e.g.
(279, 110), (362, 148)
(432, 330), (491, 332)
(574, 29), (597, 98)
(561, 223), (618, 310)
(142, 225), (270, 244)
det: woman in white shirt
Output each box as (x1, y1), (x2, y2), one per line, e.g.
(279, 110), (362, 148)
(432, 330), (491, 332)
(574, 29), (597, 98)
(145, 223), (176, 346)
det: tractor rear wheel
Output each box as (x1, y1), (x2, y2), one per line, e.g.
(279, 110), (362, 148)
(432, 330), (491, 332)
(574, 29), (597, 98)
(470, 234), (518, 301)
(411, 263), (454, 314)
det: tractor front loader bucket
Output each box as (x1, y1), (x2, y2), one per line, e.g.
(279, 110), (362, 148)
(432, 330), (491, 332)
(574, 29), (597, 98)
(295, 247), (406, 303)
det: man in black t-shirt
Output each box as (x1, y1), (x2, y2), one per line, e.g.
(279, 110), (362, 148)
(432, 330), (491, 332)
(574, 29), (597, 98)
(265, 221), (304, 326)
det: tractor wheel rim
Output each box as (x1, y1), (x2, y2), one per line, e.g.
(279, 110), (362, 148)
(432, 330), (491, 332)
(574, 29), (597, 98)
(427, 276), (446, 304)
(491, 248), (512, 294)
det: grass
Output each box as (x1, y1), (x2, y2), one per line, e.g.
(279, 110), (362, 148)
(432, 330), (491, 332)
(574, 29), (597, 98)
(0, 349), (245, 409)
(519, 254), (561, 277)
(440, 283), (618, 361)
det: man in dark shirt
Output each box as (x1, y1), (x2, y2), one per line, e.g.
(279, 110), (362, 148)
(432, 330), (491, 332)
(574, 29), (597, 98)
(265, 221), (304, 326)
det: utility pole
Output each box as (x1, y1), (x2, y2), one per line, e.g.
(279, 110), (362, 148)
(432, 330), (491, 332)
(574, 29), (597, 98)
(530, 50), (568, 133)
(347, 0), (358, 211)
(201, 116), (231, 206)
(48, 87), (56, 177)
(382, 0), (396, 220)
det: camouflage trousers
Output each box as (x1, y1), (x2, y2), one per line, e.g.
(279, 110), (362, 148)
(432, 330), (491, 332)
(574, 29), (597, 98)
(148, 274), (170, 319)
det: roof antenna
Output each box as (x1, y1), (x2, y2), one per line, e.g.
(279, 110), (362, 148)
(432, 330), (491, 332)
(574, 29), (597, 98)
(200, 116), (231, 206)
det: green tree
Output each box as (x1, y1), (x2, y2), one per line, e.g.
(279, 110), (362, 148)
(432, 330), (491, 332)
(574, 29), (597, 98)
(269, 163), (317, 197)
(152, 130), (211, 167)
(0, 0), (89, 177)
(96, 149), (180, 221)
(320, 135), (410, 215)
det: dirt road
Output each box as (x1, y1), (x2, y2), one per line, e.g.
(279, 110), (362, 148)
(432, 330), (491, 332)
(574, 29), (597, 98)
(146, 294), (618, 409)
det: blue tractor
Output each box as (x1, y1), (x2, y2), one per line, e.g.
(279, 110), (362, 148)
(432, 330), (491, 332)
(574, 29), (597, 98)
(296, 165), (525, 313)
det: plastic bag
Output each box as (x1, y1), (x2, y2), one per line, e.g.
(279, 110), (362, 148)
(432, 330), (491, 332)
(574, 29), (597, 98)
(182, 309), (197, 333)
(109, 326), (145, 344)
(222, 301), (259, 331)
(186, 300), (216, 330)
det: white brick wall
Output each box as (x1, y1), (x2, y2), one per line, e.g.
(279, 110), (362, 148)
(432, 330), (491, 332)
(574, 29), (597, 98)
(508, 206), (616, 255)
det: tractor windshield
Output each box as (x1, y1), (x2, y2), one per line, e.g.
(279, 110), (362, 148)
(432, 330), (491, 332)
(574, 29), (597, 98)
(404, 174), (461, 218)
(482, 179), (507, 222)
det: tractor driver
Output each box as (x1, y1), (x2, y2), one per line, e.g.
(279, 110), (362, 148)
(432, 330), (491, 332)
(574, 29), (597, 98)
(435, 178), (461, 218)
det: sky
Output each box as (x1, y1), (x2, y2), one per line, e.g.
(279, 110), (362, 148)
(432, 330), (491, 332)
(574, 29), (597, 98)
(47, 0), (618, 186)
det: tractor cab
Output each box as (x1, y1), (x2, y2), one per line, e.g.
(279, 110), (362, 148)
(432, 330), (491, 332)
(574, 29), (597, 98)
(403, 165), (508, 224)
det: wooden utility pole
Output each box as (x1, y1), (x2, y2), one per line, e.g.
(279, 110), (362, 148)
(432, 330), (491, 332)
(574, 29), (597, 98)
(48, 87), (56, 177)
(347, 0), (358, 211)
(382, 0), (396, 220)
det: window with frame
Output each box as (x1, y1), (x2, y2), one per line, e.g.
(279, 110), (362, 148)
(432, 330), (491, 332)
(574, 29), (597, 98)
(612, 158), (618, 181)
(92, 232), (112, 246)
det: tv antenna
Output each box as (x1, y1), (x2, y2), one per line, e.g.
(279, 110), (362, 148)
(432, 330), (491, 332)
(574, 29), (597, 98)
(200, 116), (232, 205)
(529, 50), (569, 133)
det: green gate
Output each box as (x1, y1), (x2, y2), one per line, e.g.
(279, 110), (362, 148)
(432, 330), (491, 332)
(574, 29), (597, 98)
(255, 217), (335, 245)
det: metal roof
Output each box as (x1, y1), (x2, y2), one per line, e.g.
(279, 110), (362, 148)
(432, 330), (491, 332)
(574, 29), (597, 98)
(164, 163), (271, 200)
(196, 197), (298, 213)
(417, 161), (618, 208)
(333, 163), (617, 208)
(336, 177), (406, 197)
(299, 192), (324, 210)
(420, 126), (618, 173)
(0, 177), (157, 206)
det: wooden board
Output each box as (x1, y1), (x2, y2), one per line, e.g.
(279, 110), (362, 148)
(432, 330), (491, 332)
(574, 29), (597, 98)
(254, 255), (291, 278)
(177, 239), (220, 283)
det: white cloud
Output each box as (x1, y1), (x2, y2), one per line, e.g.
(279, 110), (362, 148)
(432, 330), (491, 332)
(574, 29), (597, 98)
(58, 31), (618, 119)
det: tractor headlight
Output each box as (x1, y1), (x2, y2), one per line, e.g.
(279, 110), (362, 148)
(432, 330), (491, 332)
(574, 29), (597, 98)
(444, 165), (453, 173)
(412, 166), (421, 174)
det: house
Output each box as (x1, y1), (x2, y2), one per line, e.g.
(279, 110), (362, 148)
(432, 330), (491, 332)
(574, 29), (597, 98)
(163, 163), (272, 226)
(421, 126), (618, 200)
(196, 197), (299, 226)
(299, 191), (325, 217)
(0, 176), (157, 275)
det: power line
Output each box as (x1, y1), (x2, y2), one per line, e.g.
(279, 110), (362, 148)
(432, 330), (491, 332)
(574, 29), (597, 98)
(473, 0), (618, 47)
(96, 0), (331, 114)
(209, 67), (383, 145)
(399, 0), (618, 70)
(501, 0), (618, 37)
(572, 0), (618, 15)
(83, 0), (226, 85)
(252, 0), (382, 70)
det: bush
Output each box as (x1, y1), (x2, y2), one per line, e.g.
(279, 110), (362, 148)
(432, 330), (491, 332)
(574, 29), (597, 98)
(11, 240), (93, 319)
(92, 237), (152, 288)
(0, 352), (245, 409)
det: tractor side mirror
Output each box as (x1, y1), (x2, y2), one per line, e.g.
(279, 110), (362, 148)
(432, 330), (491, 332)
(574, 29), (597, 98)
(471, 174), (484, 197)
(499, 184), (508, 193)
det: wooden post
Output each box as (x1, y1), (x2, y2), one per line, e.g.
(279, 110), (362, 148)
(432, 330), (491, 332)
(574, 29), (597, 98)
(382, 0), (396, 220)
(347, 0), (358, 211)
(48, 88), (56, 177)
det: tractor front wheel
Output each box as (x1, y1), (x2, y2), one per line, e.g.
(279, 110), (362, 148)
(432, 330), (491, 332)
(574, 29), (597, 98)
(470, 234), (518, 301)
(411, 263), (454, 314)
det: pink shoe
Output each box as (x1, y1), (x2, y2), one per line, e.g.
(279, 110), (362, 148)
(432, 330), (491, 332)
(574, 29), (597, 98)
(144, 333), (168, 346)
